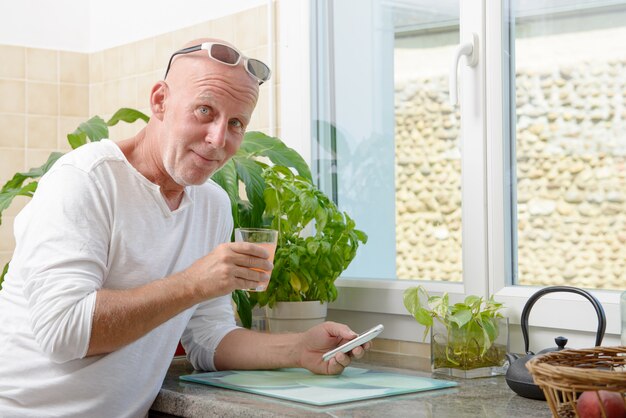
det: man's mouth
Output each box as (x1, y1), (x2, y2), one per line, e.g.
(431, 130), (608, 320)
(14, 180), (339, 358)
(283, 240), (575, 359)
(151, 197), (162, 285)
(193, 150), (221, 164)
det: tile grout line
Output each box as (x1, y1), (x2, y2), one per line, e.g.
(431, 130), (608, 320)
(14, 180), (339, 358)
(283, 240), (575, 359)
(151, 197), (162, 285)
(57, 50), (61, 151)
(23, 48), (28, 170)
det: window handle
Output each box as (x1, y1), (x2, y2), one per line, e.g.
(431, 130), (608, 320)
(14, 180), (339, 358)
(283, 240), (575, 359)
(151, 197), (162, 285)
(449, 33), (479, 106)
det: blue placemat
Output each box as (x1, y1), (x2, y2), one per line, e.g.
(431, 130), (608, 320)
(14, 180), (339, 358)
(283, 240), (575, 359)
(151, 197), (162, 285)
(180, 367), (457, 406)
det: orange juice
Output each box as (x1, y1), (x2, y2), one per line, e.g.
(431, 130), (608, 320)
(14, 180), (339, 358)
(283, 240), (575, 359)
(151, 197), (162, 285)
(248, 242), (277, 292)
(234, 228), (278, 292)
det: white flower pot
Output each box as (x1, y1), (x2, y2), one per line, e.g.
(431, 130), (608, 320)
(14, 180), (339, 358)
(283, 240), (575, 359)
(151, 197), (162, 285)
(265, 301), (327, 333)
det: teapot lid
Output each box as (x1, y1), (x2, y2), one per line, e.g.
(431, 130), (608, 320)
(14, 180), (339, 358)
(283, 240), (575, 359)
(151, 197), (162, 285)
(536, 336), (568, 355)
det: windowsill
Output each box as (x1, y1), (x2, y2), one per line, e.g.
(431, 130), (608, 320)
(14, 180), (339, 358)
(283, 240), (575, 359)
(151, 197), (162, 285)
(150, 353), (553, 418)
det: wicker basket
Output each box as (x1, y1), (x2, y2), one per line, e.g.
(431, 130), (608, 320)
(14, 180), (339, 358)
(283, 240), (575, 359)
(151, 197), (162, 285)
(526, 346), (626, 418)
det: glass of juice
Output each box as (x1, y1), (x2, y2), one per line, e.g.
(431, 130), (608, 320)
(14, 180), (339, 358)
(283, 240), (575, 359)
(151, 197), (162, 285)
(234, 228), (278, 292)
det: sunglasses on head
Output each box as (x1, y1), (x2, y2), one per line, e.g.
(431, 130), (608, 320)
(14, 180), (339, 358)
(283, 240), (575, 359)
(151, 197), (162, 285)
(164, 42), (271, 85)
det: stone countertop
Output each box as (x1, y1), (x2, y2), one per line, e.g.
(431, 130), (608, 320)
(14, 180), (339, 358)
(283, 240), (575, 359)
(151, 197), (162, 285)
(149, 358), (553, 418)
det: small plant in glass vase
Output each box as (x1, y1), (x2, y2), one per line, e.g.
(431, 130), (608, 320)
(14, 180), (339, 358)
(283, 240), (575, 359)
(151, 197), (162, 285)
(403, 285), (509, 378)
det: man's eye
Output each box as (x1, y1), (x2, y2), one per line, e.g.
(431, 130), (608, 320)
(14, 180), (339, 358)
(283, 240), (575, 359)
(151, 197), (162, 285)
(199, 106), (210, 115)
(229, 119), (243, 128)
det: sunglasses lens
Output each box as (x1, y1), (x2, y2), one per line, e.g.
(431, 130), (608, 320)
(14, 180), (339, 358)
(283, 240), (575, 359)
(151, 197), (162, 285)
(210, 44), (240, 65)
(247, 59), (271, 82)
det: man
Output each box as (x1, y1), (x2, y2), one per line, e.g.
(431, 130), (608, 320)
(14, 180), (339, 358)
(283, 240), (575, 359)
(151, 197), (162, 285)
(0, 38), (368, 417)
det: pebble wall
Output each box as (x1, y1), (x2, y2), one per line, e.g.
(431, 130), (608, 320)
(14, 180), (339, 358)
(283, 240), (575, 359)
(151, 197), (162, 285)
(395, 60), (626, 290)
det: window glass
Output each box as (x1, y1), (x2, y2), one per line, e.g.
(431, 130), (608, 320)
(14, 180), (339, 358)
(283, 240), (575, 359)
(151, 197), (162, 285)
(313, 0), (461, 282)
(395, 6), (462, 282)
(509, 1), (626, 290)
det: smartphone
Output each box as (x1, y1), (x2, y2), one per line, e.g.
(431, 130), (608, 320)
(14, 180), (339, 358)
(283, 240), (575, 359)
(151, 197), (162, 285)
(322, 324), (384, 362)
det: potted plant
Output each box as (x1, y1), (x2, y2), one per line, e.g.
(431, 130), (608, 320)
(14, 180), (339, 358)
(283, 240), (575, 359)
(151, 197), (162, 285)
(212, 132), (367, 332)
(0, 108), (149, 287)
(403, 285), (508, 378)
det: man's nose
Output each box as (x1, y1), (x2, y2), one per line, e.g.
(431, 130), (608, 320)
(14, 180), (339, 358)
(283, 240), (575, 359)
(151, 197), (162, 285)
(206, 120), (227, 148)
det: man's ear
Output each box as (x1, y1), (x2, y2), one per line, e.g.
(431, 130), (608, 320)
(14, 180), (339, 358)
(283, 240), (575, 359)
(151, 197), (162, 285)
(150, 81), (168, 120)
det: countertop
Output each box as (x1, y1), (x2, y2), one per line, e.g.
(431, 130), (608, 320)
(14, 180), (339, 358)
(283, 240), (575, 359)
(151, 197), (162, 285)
(149, 358), (553, 417)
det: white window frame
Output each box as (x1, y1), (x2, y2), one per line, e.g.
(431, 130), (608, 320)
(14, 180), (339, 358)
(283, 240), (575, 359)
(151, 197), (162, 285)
(278, 0), (622, 351)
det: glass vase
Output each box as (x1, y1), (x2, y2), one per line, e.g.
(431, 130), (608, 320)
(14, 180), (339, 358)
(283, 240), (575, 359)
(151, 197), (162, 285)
(620, 291), (626, 345)
(430, 316), (509, 378)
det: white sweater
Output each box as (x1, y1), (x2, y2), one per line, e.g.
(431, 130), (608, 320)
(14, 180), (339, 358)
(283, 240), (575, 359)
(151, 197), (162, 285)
(0, 140), (239, 417)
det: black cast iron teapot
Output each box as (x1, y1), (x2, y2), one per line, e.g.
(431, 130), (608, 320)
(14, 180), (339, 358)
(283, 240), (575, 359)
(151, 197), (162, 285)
(504, 286), (606, 400)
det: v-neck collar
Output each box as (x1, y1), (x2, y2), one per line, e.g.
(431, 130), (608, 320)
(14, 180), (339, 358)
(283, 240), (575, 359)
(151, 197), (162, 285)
(105, 139), (193, 217)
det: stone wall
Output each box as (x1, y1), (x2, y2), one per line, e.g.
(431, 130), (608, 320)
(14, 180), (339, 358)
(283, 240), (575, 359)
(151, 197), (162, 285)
(395, 60), (626, 290)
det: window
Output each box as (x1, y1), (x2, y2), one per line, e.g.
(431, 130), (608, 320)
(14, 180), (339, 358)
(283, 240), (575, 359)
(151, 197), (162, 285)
(508, 1), (626, 291)
(279, 0), (622, 346)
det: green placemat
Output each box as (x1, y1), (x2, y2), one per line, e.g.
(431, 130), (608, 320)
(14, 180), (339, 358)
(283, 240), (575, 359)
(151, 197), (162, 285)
(180, 367), (457, 406)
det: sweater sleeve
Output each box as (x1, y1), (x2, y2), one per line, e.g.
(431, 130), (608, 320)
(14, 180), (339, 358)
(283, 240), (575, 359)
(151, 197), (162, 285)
(13, 165), (110, 363)
(181, 296), (240, 371)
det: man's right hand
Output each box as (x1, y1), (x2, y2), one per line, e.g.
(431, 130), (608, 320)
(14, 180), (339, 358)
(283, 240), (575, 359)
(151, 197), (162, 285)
(88, 241), (271, 356)
(182, 242), (273, 299)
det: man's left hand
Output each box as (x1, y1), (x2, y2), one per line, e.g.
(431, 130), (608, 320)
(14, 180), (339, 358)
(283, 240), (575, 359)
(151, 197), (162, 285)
(296, 321), (370, 375)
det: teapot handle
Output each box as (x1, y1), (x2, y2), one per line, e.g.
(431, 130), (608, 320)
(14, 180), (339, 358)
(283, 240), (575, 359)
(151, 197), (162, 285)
(521, 285), (606, 354)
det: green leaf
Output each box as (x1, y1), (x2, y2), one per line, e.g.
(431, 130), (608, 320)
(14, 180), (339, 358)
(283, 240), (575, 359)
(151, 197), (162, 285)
(484, 295), (504, 317)
(0, 261), (8, 290)
(414, 308), (433, 328)
(76, 116), (109, 142)
(302, 194), (319, 218)
(231, 290), (252, 329)
(272, 165), (296, 179)
(0, 180), (37, 216)
(329, 284), (338, 301)
(471, 317), (492, 356)
(403, 288), (418, 316)
(233, 158), (266, 226)
(67, 131), (88, 149)
(345, 212), (356, 230)
(0, 152), (64, 225)
(481, 314), (499, 342)
(240, 131), (312, 181)
(289, 272), (302, 292)
(464, 295), (482, 311)
(429, 293), (449, 318)
(305, 240), (320, 255)
(65, 109), (148, 150)
(353, 229), (368, 244)
(236, 199), (254, 229)
(403, 286), (427, 318)
(450, 308), (472, 328)
(106, 108), (149, 126)
(263, 187), (280, 215)
(314, 206), (328, 230)
(211, 161), (240, 226)
(17, 152), (64, 180)
(211, 161), (237, 196)
(288, 251), (300, 269)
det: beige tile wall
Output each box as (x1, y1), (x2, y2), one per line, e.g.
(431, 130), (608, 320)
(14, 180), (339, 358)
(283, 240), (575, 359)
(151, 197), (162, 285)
(0, 4), (277, 271)
(0, 45), (89, 270)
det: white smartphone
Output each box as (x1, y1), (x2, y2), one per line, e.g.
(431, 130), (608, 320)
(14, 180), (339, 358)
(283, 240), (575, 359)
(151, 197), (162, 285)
(322, 324), (384, 362)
